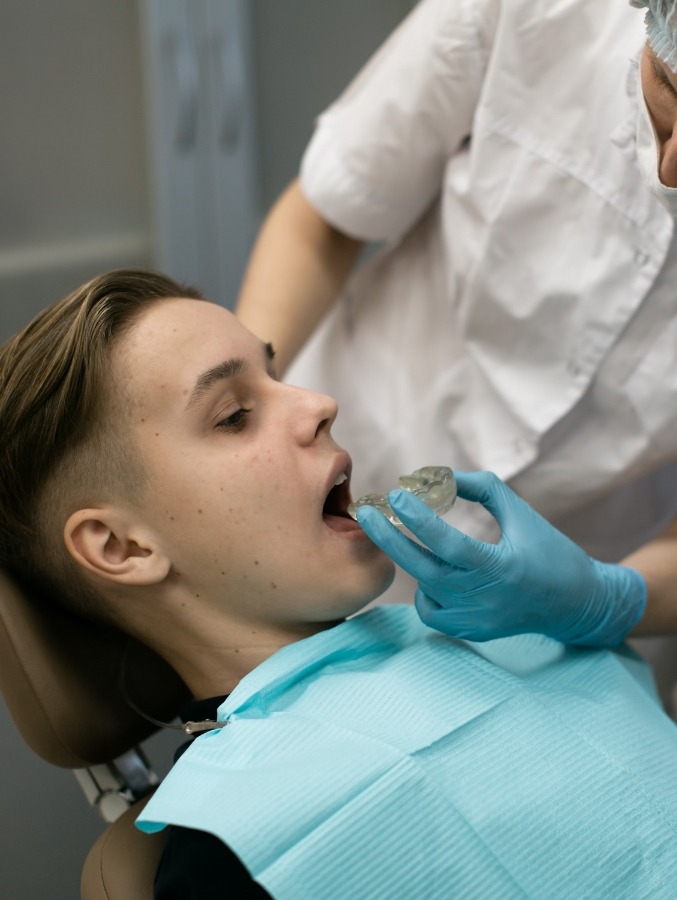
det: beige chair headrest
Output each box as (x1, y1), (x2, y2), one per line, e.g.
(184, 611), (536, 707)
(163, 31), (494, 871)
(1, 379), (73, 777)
(0, 568), (189, 767)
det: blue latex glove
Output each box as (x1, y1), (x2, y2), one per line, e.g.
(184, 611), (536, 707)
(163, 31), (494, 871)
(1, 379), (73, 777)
(355, 471), (647, 646)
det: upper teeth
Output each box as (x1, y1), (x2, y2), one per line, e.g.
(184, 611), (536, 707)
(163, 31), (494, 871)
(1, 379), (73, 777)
(334, 472), (347, 486)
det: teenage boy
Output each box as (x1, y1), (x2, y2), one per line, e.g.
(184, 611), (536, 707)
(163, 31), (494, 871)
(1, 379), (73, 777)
(1, 270), (676, 899)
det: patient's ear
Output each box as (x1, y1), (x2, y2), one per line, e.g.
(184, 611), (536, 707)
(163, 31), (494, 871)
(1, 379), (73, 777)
(64, 508), (171, 585)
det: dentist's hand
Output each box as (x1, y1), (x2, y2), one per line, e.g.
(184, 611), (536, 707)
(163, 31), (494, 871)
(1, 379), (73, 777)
(356, 471), (647, 645)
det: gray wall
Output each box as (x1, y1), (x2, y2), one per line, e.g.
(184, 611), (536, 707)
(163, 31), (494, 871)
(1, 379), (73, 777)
(0, 0), (151, 341)
(0, 2), (410, 897)
(251, 0), (414, 211)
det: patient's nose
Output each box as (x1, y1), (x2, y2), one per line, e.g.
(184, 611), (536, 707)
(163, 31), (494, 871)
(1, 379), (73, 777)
(287, 384), (338, 443)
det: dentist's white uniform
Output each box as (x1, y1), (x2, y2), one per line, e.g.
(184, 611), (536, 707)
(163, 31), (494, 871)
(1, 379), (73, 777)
(288, 0), (677, 605)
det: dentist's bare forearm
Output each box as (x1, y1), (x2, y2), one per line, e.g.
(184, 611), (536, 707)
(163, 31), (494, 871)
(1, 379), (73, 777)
(236, 180), (363, 375)
(624, 517), (677, 636)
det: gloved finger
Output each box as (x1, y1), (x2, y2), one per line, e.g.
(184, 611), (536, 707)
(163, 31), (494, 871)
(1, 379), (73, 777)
(414, 588), (519, 641)
(414, 587), (443, 628)
(387, 489), (493, 570)
(452, 470), (528, 533)
(414, 587), (488, 641)
(355, 505), (448, 583)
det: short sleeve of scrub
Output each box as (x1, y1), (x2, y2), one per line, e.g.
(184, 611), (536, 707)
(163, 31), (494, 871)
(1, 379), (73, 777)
(300, 0), (494, 243)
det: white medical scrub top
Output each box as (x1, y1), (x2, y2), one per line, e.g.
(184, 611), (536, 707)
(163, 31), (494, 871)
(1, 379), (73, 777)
(288, 0), (677, 581)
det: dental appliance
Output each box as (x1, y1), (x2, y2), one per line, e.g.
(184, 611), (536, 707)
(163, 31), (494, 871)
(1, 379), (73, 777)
(347, 466), (456, 526)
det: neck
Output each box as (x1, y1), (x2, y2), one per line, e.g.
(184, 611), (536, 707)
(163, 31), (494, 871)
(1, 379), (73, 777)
(166, 636), (302, 699)
(109, 576), (348, 699)
(136, 601), (338, 700)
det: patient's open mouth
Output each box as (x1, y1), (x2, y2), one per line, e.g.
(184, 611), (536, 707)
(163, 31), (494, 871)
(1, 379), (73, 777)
(322, 472), (360, 532)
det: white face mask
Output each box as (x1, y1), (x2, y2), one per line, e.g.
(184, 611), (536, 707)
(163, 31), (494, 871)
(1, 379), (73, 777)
(636, 65), (677, 215)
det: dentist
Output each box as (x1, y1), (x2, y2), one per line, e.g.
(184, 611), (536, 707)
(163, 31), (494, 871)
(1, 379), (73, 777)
(356, 1), (677, 648)
(237, 0), (677, 646)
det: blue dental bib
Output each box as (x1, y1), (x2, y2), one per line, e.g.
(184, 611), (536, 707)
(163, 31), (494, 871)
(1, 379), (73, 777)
(138, 606), (677, 898)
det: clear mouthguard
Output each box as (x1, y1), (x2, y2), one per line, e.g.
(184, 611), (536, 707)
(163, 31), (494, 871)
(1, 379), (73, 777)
(347, 466), (456, 527)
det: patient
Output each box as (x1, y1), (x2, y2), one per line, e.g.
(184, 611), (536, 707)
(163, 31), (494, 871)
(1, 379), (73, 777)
(1, 269), (677, 899)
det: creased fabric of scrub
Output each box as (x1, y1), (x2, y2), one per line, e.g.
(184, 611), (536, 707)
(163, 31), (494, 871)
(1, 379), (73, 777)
(138, 605), (677, 899)
(288, 0), (677, 582)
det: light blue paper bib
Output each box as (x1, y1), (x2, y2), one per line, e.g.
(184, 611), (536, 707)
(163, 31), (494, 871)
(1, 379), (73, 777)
(138, 606), (677, 898)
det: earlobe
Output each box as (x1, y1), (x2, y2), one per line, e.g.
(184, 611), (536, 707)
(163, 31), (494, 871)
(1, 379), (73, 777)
(660, 136), (677, 188)
(64, 508), (171, 586)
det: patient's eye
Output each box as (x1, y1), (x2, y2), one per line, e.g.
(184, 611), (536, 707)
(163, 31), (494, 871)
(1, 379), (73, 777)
(215, 408), (251, 433)
(651, 58), (677, 100)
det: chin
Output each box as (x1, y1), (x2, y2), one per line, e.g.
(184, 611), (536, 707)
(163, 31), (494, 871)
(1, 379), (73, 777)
(373, 559), (396, 599)
(342, 559), (396, 618)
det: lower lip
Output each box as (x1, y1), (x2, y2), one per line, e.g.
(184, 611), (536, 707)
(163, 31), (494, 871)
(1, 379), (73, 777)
(323, 513), (364, 534)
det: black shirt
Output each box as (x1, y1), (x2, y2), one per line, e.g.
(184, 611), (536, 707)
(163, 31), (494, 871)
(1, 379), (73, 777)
(154, 696), (273, 900)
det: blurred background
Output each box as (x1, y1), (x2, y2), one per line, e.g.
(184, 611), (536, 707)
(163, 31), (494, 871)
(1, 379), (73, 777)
(0, 1), (413, 896)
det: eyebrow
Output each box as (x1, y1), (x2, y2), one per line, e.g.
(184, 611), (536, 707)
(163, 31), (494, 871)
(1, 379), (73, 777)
(185, 358), (248, 410)
(185, 341), (276, 410)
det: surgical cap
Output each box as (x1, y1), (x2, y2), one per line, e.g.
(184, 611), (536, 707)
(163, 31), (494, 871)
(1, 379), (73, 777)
(630, 1), (677, 71)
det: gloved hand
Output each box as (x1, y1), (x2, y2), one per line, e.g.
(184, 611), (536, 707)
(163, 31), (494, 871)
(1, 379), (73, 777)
(355, 470), (647, 646)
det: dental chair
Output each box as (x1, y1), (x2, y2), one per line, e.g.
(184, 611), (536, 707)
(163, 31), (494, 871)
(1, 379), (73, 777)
(0, 567), (190, 899)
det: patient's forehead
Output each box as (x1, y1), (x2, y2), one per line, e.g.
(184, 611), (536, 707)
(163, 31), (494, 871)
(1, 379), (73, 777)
(111, 297), (253, 413)
(117, 296), (238, 363)
(126, 295), (238, 342)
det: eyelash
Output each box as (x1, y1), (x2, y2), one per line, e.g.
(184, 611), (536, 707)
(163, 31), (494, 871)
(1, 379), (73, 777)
(213, 347), (274, 432)
(652, 62), (676, 98)
(215, 407), (252, 433)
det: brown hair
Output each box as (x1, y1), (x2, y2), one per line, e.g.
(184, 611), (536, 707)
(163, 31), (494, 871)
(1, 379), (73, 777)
(0, 269), (204, 621)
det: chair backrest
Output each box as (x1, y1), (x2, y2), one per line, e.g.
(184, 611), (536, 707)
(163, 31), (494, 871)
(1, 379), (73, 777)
(0, 567), (190, 898)
(80, 794), (167, 900)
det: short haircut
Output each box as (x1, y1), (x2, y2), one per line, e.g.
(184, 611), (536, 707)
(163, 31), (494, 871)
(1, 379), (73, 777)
(0, 269), (204, 623)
